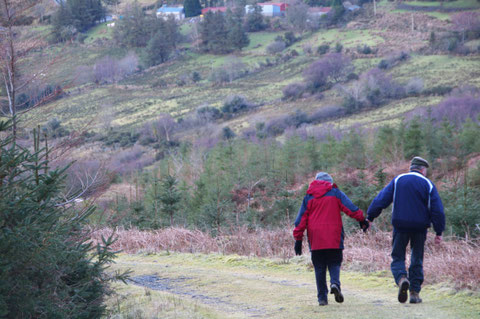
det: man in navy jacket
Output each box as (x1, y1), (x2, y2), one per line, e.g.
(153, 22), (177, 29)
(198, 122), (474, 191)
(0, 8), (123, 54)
(367, 156), (445, 304)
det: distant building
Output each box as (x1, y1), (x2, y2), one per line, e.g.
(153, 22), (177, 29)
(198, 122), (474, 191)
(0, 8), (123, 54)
(246, 2), (288, 17)
(307, 7), (332, 17)
(156, 6), (185, 20)
(201, 7), (227, 14)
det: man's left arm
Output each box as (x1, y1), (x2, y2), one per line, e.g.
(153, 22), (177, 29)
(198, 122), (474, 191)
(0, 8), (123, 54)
(430, 185), (445, 236)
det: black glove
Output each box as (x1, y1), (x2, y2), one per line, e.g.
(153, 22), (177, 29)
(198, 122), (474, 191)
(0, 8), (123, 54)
(294, 240), (302, 256)
(359, 219), (370, 232)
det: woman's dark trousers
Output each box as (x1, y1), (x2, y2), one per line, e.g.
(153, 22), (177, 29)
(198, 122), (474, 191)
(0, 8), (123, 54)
(311, 249), (343, 303)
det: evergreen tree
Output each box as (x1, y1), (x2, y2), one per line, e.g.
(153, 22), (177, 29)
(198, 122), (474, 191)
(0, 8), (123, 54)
(403, 118), (424, 160)
(184, 0), (202, 17)
(159, 174), (181, 226)
(200, 11), (229, 53)
(342, 130), (367, 169)
(0, 119), (126, 318)
(113, 1), (155, 48)
(331, 0), (345, 23)
(459, 118), (480, 156)
(144, 29), (172, 66)
(306, 136), (321, 171)
(423, 110), (443, 162)
(52, 0), (105, 35)
(374, 125), (402, 163)
(226, 9), (249, 51)
(245, 5), (266, 32)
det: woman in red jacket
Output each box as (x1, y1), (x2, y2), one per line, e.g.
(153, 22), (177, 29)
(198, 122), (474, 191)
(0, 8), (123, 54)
(293, 172), (368, 306)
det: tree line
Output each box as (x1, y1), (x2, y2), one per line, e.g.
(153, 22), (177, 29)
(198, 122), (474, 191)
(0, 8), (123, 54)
(95, 98), (480, 238)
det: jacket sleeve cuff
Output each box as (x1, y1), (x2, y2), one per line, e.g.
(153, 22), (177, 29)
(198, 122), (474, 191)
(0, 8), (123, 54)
(436, 232), (442, 236)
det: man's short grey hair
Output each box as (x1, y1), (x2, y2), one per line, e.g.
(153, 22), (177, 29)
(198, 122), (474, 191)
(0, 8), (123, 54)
(410, 164), (426, 172)
(315, 172), (333, 183)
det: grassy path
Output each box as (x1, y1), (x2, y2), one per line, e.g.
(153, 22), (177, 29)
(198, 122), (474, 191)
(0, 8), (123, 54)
(105, 252), (480, 318)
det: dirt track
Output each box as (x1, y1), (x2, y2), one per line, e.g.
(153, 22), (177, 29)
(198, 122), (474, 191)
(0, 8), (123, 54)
(113, 253), (480, 319)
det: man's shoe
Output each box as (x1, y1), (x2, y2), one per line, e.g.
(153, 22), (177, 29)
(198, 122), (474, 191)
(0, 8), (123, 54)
(398, 277), (410, 303)
(410, 291), (422, 304)
(318, 299), (328, 306)
(330, 284), (344, 303)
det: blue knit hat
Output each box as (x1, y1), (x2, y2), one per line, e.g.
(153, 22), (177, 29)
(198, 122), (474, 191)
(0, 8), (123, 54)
(315, 172), (333, 183)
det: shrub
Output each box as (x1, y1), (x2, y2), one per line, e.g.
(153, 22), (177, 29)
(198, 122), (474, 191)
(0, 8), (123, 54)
(378, 51), (410, 70)
(317, 44), (330, 55)
(209, 57), (247, 84)
(192, 71), (201, 83)
(289, 49), (299, 57)
(102, 130), (140, 147)
(265, 116), (289, 136)
(405, 78), (424, 96)
(196, 105), (223, 122)
(302, 44), (313, 55)
(423, 85), (453, 96)
(286, 110), (310, 127)
(308, 106), (345, 123)
(335, 42), (343, 53)
(222, 95), (253, 115)
(429, 94), (480, 126)
(282, 82), (307, 100)
(176, 78), (186, 87)
(209, 67), (230, 84)
(357, 45), (373, 54)
(303, 53), (353, 92)
(42, 118), (70, 139)
(378, 59), (390, 70)
(266, 41), (286, 54)
(448, 38), (458, 52)
(347, 73), (359, 81)
(222, 126), (236, 140)
(284, 31), (299, 47)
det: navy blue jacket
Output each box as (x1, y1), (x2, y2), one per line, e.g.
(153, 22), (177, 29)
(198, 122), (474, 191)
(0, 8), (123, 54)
(367, 171), (445, 235)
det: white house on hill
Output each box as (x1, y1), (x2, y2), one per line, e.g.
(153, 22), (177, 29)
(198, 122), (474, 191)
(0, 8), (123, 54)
(156, 6), (185, 20)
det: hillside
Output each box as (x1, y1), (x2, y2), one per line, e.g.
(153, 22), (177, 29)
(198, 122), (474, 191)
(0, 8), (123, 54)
(21, 1), (480, 135)
(5, 0), (477, 234)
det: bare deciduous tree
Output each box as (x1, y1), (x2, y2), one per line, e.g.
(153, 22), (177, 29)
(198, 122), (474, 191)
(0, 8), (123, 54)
(451, 12), (480, 43)
(1, 0), (63, 137)
(153, 113), (177, 143)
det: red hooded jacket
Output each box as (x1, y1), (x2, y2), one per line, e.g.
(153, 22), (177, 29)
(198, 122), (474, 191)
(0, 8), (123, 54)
(293, 180), (365, 250)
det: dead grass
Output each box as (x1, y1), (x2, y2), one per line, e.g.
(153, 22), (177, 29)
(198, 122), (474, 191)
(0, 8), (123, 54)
(92, 227), (480, 290)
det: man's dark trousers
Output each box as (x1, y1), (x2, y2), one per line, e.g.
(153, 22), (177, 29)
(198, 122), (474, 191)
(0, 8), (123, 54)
(391, 230), (427, 293)
(311, 249), (342, 302)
